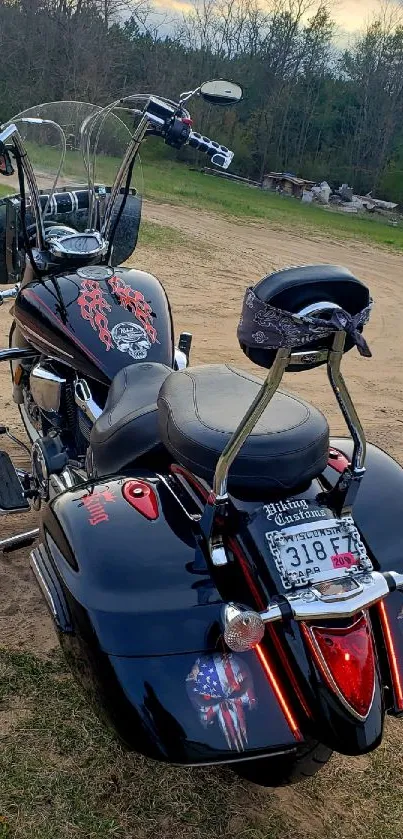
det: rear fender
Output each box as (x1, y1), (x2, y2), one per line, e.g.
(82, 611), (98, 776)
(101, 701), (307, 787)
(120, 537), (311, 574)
(37, 473), (301, 763)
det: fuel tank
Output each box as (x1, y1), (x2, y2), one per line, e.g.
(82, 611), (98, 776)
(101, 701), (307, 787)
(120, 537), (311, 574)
(14, 266), (174, 384)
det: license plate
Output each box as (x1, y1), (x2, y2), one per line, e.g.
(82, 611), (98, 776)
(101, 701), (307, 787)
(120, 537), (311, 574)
(265, 518), (369, 589)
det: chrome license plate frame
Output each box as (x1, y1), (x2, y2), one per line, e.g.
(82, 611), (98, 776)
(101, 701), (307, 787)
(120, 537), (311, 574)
(265, 516), (372, 590)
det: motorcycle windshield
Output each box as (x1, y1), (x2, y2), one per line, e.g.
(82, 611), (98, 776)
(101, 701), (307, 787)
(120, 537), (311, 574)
(2, 100), (143, 263)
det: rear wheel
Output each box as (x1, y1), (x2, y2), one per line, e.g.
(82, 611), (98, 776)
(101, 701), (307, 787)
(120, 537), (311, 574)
(231, 739), (332, 787)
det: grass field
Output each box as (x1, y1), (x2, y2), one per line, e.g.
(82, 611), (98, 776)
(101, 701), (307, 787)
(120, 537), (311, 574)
(1, 140), (402, 249)
(141, 159), (403, 250)
(1, 648), (403, 839)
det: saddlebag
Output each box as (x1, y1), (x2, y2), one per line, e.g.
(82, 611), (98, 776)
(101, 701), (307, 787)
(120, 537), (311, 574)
(35, 472), (300, 764)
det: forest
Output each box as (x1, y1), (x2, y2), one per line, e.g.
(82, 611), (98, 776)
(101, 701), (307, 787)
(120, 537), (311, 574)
(1, 0), (403, 203)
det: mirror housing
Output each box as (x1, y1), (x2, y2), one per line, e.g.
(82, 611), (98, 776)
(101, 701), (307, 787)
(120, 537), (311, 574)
(200, 80), (243, 106)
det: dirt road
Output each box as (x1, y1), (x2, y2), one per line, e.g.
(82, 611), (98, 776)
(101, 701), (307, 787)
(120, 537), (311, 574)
(0, 201), (401, 656)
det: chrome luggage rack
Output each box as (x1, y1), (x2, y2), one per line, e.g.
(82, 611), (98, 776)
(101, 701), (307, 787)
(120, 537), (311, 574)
(204, 314), (367, 573)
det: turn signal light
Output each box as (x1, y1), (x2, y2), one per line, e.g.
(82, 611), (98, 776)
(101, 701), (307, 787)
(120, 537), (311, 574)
(13, 364), (23, 385)
(223, 603), (265, 652)
(302, 613), (375, 719)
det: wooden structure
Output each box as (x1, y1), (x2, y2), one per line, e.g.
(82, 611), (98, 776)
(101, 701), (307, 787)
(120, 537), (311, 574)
(263, 172), (315, 199)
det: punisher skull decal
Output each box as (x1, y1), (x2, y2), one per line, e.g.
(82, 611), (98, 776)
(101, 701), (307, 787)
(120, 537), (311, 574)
(111, 321), (152, 360)
(186, 653), (257, 752)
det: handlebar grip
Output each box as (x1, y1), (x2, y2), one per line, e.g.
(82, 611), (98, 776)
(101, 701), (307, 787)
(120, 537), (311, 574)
(188, 131), (234, 169)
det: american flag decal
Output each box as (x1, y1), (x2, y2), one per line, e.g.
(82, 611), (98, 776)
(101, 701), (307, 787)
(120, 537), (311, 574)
(186, 653), (256, 752)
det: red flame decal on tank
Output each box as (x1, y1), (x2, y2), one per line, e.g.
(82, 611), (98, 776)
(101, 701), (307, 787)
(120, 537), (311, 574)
(77, 279), (113, 351)
(108, 275), (158, 343)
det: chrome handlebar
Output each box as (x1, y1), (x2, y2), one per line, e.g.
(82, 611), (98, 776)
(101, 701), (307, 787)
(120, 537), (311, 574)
(1, 93), (234, 255)
(102, 96), (234, 237)
(0, 122), (45, 251)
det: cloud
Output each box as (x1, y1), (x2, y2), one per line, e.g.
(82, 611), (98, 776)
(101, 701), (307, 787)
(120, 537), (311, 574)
(332, 0), (402, 32)
(152, 0), (192, 12)
(148, 0), (403, 34)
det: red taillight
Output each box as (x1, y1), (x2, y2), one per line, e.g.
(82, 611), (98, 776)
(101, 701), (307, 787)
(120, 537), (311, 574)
(301, 614), (375, 720)
(122, 480), (159, 520)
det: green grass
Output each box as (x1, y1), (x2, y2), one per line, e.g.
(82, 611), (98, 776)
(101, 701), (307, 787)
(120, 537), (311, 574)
(138, 219), (196, 250)
(0, 184), (12, 198)
(141, 158), (403, 250)
(1, 647), (403, 839)
(12, 140), (403, 250)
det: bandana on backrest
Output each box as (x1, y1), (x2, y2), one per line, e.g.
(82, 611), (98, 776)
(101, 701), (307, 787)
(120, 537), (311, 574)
(237, 288), (373, 358)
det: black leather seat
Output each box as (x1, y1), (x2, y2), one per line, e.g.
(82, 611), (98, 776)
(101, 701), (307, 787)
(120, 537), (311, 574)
(158, 365), (329, 491)
(90, 362), (171, 476)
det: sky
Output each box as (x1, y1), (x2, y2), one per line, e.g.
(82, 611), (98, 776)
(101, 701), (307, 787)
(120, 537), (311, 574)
(151, 0), (403, 35)
(333, 0), (401, 33)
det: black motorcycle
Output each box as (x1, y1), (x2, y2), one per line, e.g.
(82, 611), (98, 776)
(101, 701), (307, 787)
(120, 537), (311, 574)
(1, 80), (403, 788)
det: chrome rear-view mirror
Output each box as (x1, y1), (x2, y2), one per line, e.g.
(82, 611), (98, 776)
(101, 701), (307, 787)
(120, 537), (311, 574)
(200, 80), (243, 106)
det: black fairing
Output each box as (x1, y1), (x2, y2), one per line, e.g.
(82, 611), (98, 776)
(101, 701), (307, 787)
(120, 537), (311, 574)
(0, 189), (142, 284)
(14, 267), (174, 383)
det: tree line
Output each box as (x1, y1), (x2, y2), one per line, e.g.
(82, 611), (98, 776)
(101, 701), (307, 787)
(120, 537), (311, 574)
(1, 0), (403, 202)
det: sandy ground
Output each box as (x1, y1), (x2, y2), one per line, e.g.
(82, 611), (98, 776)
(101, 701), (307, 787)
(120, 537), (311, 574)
(0, 202), (402, 657)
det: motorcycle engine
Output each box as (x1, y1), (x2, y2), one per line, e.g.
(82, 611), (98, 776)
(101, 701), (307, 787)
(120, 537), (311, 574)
(17, 359), (89, 456)
(29, 361), (66, 414)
